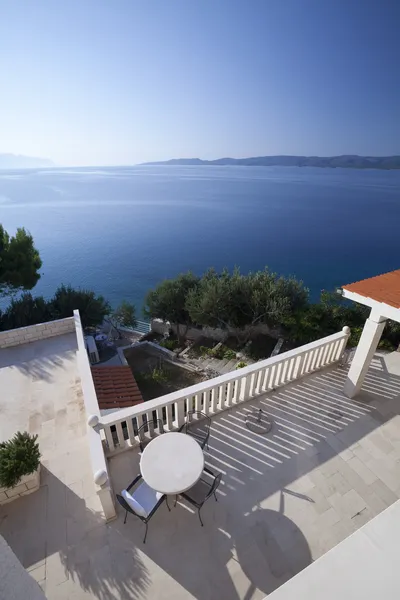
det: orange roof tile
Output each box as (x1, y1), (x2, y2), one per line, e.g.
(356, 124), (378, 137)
(343, 269), (400, 309)
(91, 366), (143, 410)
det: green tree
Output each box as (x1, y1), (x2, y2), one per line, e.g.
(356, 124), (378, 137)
(0, 293), (52, 330)
(112, 300), (137, 329)
(144, 272), (199, 342)
(50, 284), (111, 328)
(283, 290), (369, 345)
(186, 267), (309, 339)
(0, 225), (42, 296)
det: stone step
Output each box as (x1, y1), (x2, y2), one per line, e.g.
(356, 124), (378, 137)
(220, 359), (238, 374)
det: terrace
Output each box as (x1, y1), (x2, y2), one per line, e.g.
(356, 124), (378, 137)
(1, 291), (400, 598)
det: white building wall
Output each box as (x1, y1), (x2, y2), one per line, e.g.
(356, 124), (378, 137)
(0, 535), (46, 600)
(268, 499), (400, 600)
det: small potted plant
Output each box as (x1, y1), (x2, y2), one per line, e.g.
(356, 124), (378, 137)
(0, 431), (41, 503)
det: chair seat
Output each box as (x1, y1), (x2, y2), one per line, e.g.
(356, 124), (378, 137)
(133, 481), (163, 516)
(182, 478), (212, 506)
(187, 429), (207, 444)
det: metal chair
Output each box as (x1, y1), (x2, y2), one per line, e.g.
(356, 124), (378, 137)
(116, 474), (170, 543)
(137, 418), (165, 452)
(176, 467), (222, 526)
(179, 411), (211, 450)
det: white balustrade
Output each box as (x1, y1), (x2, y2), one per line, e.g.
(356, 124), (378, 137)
(100, 328), (350, 456)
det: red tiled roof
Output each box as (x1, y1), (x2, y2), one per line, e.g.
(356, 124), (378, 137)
(343, 269), (400, 309)
(91, 366), (143, 410)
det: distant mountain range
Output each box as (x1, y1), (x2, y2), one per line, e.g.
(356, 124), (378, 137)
(0, 153), (55, 169)
(143, 155), (400, 170)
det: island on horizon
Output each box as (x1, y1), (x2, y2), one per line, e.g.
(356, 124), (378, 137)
(0, 153), (55, 169)
(142, 154), (400, 170)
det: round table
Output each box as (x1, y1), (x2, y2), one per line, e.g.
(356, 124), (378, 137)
(140, 432), (205, 495)
(95, 333), (107, 342)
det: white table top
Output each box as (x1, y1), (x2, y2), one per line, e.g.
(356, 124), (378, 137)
(95, 333), (107, 341)
(140, 432), (205, 495)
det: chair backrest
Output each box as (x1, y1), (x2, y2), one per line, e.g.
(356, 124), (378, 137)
(204, 472), (222, 504)
(137, 418), (165, 443)
(187, 411), (211, 430)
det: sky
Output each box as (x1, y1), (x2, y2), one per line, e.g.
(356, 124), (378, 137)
(0, 0), (399, 166)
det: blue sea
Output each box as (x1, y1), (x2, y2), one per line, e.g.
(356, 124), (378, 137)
(1, 165), (399, 314)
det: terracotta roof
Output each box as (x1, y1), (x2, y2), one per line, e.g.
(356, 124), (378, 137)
(343, 269), (400, 309)
(91, 366), (143, 410)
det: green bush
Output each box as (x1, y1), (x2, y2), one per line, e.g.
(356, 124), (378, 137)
(348, 326), (363, 348)
(159, 338), (179, 351)
(150, 367), (169, 383)
(211, 346), (224, 359)
(378, 338), (396, 351)
(135, 366), (170, 385)
(223, 348), (237, 360)
(0, 431), (41, 488)
(200, 346), (213, 357)
(236, 361), (248, 369)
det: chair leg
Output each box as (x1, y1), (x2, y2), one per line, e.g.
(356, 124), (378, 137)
(166, 497), (171, 512)
(174, 495), (178, 507)
(124, 510), (128, 524)
(198, 508), (204, 527)
(143, 522), (148, 544)
(214, 491), (218, 502)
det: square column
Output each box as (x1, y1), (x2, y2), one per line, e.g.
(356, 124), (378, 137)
(344, 310), (386, 398)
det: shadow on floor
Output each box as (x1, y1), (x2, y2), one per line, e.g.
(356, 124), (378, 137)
(109, 356), (400, 599)
(0, 467), (150, 600)
(0, 333), (78, 382)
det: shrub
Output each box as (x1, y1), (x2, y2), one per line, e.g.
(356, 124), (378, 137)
(135, 366), (170, 385)
(159, 338), (179, 351)
(200, 346), (213, 357)
(223, 348), (237, 360)
(378, 338), (396, 351)
(236, 361), (248, 369)
(0, 431), (41, 488)
(151, 367), (169, 383)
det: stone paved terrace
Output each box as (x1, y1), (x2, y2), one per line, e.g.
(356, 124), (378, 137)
(2, 337), (400, 599)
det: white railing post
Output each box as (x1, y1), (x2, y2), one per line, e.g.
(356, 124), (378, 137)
(176, 400), (185, 428)
(94, 469), (116, 522)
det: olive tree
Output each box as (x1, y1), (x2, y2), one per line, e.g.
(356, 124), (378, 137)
(144, 272), (199, 342)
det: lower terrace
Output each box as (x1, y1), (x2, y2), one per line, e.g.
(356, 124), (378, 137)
(1, 316), (400, 599)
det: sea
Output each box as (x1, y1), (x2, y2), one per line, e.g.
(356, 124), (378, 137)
(1, 165), (399, 315)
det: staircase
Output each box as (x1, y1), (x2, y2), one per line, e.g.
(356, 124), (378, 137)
(192, 355), (254, 375)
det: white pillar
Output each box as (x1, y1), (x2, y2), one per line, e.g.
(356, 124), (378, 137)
(94, 469), (117, 522)
(344, 309), (386, 398)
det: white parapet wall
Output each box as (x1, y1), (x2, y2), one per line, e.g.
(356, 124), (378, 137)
(73, 310), (117, 522)
(0, 534), (46, 600)
(0, 317), (75, 348)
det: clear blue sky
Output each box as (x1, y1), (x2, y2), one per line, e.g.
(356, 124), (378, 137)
(1, 0), (399, 166)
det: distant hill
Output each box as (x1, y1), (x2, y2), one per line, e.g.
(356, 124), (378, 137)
(0, 153), (55, 169)
(143, 155), (400, 170)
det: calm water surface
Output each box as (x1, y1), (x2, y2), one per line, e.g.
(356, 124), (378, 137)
(1, 165), (399, 313)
